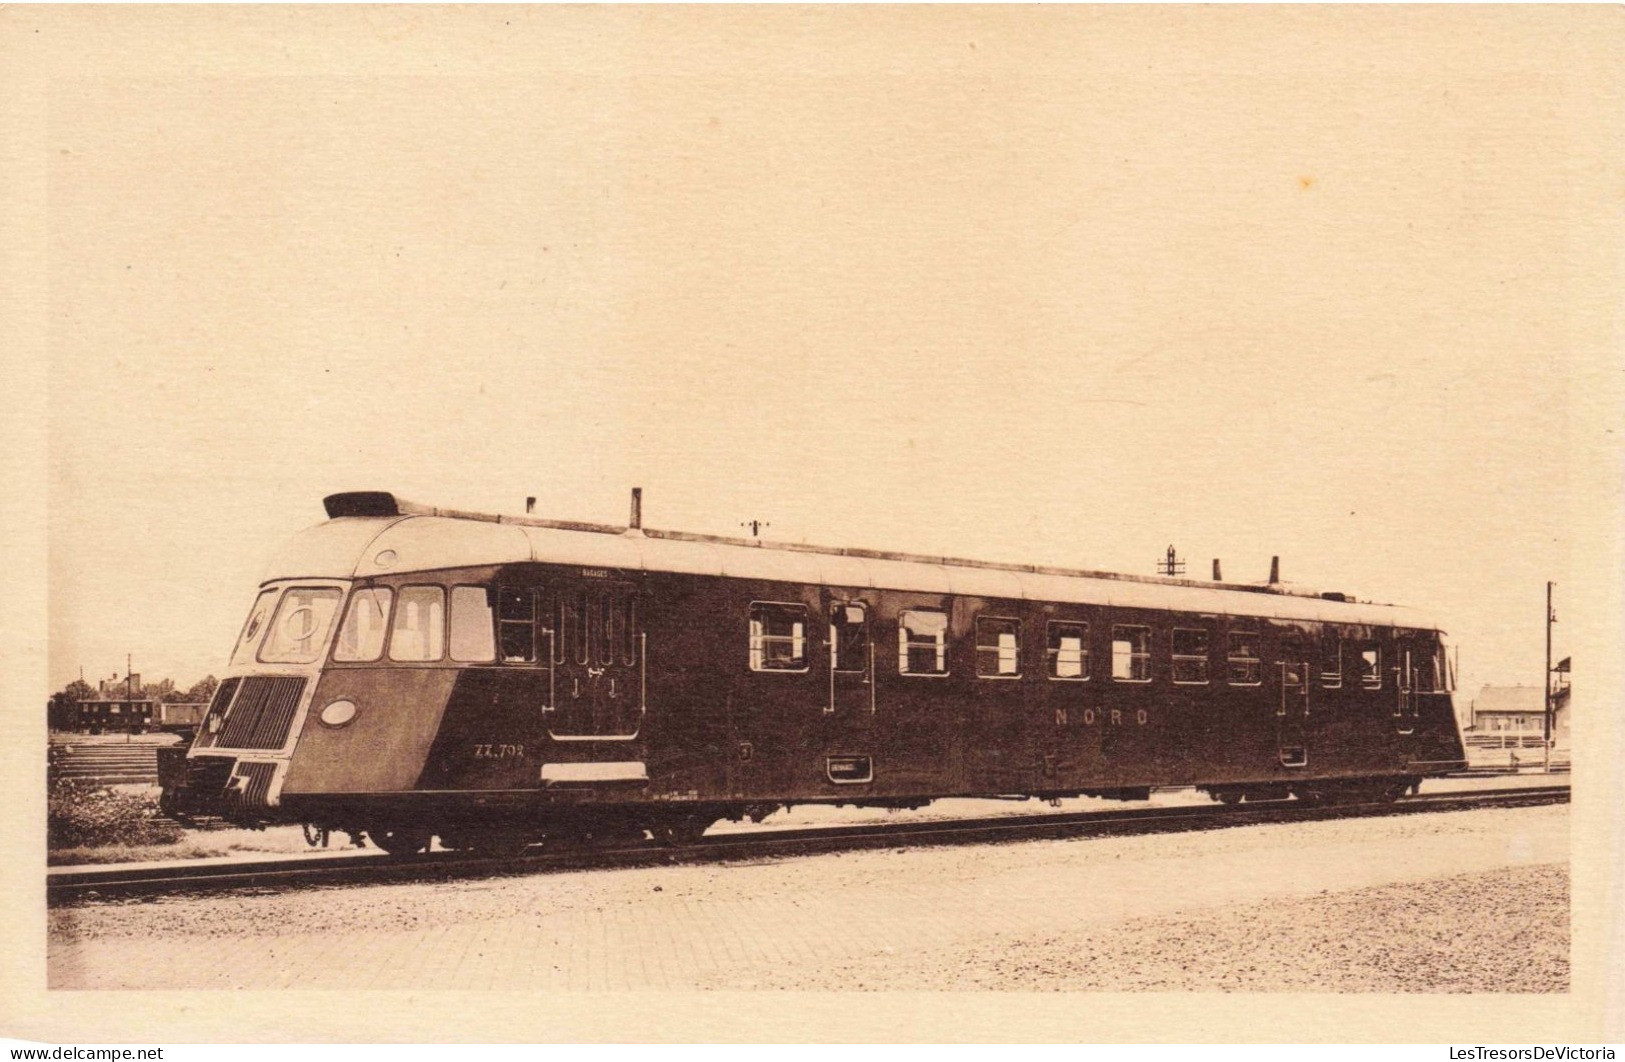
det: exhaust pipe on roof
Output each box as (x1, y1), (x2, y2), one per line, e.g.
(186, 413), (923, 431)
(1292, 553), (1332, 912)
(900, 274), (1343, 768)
(1269, 556), (1280, 584)
(629, 487), (643, 531)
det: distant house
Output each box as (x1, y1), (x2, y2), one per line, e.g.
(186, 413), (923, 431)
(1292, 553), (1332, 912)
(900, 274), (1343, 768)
(1467, 683), (1569, 744)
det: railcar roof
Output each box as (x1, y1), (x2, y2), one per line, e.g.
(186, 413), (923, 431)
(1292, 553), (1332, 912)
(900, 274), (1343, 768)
(259, 492), (1438, 630)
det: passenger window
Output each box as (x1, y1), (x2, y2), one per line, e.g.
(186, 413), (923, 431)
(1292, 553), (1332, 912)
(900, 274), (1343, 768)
(335, 587), (393, 662)
(1111, 624), (1151, 682)
(259, 587), (344, 664)
(1172, 628), (1210, 684)
(1320, 637), (1342, 688)
(1047, 621), (1089, 680)
(1360, 648), (1382, 688)
(498, 587), (536, 663)
(749, 602), (808, 671)
(831, 603), (868, 674)
(450, 586), (496, 663)
(1227, 631), (1262, 685)
(898, 609), (949, 675)
(389, 585), (446, 662)
(975, 616), (1021, 677)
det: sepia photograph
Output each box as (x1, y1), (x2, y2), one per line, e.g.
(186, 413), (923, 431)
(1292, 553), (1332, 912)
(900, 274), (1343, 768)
(3, 4), (1622, 1045)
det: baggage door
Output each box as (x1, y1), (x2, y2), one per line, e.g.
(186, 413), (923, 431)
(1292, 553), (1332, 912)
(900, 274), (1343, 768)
(549, 583), (643, 740)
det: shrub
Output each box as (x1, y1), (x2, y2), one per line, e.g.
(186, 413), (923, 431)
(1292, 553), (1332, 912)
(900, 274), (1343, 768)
(48, 778), (184, 849)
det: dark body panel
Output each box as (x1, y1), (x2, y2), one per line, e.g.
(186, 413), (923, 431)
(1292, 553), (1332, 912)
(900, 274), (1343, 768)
(259, 558), (1465, 835)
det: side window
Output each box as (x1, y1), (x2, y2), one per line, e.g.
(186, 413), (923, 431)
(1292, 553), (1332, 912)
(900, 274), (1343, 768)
(1320, 635), (1343, 689)
(1360, 647), (1382, 688)
(1227, 631), (1262, 685)
(749, 602), (809, 672)
(450, 586), (496, 663)
(1110, 624), (1151, 682)
(1047, 621), (1089, 680)
(232, 589), (281, 667)
(831, 603), (868, 674)
(389, 585), (446, 662)
(498, 587), (536, 663)
(898, 609), (949, 676)
(975, 616), (1021, 677)
(335, 587), (393, 662)
(1172, 628), (1210, 684)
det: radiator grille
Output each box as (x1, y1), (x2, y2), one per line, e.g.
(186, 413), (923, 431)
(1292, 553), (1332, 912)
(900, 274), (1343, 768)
(224, 761), (279, 813)
(195, 677), (241, 749)
(215, 677), (306, 750)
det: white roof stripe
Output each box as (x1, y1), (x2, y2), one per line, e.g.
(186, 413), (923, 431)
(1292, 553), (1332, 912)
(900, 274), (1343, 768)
(265, 514), (1437, 630)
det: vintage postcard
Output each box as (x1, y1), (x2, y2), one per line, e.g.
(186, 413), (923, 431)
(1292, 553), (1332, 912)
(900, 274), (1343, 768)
(3, 5), (1621, 1044)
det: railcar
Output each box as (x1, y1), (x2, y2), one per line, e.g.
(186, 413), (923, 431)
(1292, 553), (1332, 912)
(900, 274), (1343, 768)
(74, 699), (153, 735)
(158, 491), (1467, 853)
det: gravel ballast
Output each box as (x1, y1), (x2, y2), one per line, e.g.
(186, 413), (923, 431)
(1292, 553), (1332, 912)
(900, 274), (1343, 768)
(49, 803), (1567, 991)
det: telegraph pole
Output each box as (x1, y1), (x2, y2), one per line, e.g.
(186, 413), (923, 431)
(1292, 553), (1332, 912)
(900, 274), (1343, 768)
(1543, 582), (1554, 773)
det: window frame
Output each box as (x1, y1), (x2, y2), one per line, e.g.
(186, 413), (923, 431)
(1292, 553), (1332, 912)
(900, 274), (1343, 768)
(1171, 626), (1211, 685)
(748, 600), (811, 674)
(830, 601), (869, 675)
(497, 585), (539, 665)
(449, 584), (498, 664)
(1045, 620), (1090, 682)
(1110, 623), (1152, 683)
(1226, 630), (1263, 687)
(387, 584), (447, 663)
(1320, 636), (1343, 689)
(232, 588), (282, 667)
(974, 615), (1023, 679)
(257, 585), (345, 665)
(333, 585), (395, 663)
(897, 608), (951, 678)
(1360, 646), (1383, 689)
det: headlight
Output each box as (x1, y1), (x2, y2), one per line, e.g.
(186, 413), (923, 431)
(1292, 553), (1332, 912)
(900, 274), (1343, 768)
(319, 699), (357, 727)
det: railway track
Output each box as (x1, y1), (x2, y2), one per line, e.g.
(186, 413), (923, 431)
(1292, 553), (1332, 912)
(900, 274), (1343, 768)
(48, 783), (1569, 905)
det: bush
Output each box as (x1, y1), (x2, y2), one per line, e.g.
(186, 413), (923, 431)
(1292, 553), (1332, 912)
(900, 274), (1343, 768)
(48, 778), (184, 849)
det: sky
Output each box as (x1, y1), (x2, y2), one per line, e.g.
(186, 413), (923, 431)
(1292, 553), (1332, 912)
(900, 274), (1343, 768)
(32, 7), (1619, 699)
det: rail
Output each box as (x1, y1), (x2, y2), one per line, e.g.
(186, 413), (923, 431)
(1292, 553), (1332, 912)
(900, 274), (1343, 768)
(47, 783), (1569, 905)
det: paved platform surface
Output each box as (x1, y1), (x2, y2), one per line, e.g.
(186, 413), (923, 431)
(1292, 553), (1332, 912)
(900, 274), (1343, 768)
(49, 802), (1566, 991)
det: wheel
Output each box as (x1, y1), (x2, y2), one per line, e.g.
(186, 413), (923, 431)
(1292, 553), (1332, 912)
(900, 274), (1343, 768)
(440, 829), (534, 858)
(653, 814), (713, 847)
(1214, 790), (1244, 806)
(367, 827), (432, 856)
